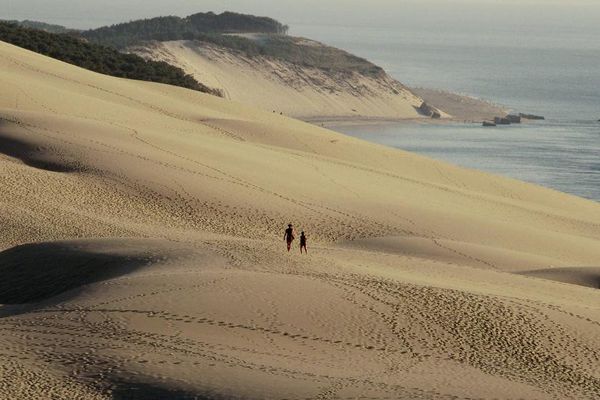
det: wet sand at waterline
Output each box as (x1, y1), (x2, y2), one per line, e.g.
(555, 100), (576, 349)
(1, 41), (599, 399)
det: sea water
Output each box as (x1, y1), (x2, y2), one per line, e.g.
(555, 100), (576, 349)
(292, 17), (600, 202)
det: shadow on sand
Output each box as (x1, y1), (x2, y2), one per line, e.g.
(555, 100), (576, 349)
(110, 380), (218, 400)
(0, 240), (155, 304)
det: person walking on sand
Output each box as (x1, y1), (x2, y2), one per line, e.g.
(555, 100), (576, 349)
(300, 231), (307, 254)
(284, 223), (295, 252)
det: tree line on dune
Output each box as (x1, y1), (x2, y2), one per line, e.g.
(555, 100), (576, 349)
(0, 19), (72, 34)
(81, 11), (289, 49)
(0, 21), (220, 95)
(0, 10), (386, 97)
(80, 12), (382, 78)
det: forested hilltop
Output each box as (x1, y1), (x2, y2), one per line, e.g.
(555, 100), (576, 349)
(0, 22), (219, 95)
(82, 11), (289, 49)
(82, 12), (382, 78)
(0, 19), (72, 33)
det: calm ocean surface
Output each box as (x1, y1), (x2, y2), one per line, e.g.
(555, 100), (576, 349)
(292, 23), (600, 202)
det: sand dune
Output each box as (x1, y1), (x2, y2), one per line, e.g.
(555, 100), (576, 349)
(130, 40), (430, 121)
(129, 41), (505, 123)
(1, 40), (600, 399)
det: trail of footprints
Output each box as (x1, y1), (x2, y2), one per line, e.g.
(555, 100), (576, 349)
(321, 272), (600, 398)
(2, 267), (598, 398)
(1, 315), (441, 399)
(2, 227), (597, 398)
(6, 307), (391, 353)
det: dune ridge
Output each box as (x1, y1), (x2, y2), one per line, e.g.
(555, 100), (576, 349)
(1, 40), (600, 399)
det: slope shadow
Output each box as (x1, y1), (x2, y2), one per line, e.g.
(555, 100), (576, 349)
(0, 120), (82, 172)
(0, 240), (155, 304)
(110, 381), (219, 400)
(518, 266), (600, 289)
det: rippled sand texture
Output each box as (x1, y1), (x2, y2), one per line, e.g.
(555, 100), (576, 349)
(1, 41), (599, 399)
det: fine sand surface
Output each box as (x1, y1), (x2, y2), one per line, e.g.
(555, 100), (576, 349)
(1, 40), (600, 399)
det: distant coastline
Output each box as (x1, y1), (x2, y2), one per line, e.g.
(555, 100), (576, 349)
(304, 89), (510, 128)
(2, 16), (516, 124)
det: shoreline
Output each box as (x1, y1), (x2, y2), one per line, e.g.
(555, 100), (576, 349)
(301, 87), (514, 128)
(302, 115), (486, 129)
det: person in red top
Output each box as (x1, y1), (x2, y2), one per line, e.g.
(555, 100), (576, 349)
(300, 231), (307, 254)
(284, 223), (295, 252)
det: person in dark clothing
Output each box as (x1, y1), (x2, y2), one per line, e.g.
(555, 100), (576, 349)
(284, 223), (295, 252)
(300, 231), (307, 254)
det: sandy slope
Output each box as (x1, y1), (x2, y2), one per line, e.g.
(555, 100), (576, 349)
(130, 40), (431, 120)
(1, 40), (600, 399)
(129, 41), (505, 123)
